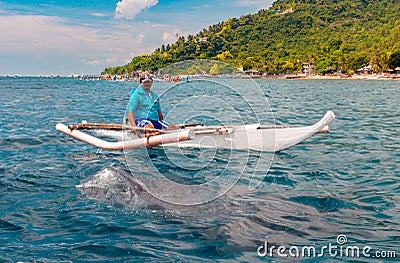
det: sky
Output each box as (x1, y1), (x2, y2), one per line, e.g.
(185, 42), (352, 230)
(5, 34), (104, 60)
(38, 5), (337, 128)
(0, 0), (274, 76)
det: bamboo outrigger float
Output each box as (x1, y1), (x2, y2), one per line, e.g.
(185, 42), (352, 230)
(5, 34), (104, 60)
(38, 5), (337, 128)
(56, 111), (335, 152)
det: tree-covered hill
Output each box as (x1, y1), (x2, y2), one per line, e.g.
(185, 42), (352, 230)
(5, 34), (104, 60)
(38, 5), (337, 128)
(103, 0), (400, 75)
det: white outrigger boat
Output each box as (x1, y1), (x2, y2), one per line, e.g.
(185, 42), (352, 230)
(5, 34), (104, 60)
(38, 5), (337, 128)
(56, 111), (335, 152)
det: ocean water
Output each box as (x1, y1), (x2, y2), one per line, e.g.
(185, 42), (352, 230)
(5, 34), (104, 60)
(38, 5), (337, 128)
(0, 77), (399, 262)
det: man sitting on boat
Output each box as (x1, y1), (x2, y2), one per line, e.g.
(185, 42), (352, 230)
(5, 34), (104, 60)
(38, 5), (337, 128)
(128, 74), (177, 135)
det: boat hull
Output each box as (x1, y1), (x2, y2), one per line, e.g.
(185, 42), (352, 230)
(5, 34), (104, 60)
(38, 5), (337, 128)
(169, 111), (335, 152)
(58, 111), (335, 152)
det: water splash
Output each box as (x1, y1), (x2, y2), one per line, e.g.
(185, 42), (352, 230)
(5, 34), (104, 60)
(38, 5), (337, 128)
(77, 166), (137, 206)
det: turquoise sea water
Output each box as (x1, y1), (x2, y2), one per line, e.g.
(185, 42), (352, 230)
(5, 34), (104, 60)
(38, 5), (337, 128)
(0, 77), (399, 262)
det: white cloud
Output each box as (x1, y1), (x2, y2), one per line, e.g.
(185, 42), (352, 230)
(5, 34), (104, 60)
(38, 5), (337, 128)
(91, 13), (108, 17)
(86, 59), (101, 66)
(163, 32), (175, 42)
(235, 0), (274, 8)
(138, 33), (145, 42)
(0, 14), (137, 74)
(105, 58), (119, 64)
(0, 15), (132, 61)
(0, 12), (185, 74)
(85, 57), (120, 66)
(115, 0), (158, 20)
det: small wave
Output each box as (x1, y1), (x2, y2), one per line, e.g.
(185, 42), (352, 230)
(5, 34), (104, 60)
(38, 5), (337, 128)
(249, 215), (309, 238)
(0, 218), (24, 231)
(71, 244), (157, 260)
(0, 135), (61, 150)
(288, 195), (366, 212)
(1, 137), (43, 147)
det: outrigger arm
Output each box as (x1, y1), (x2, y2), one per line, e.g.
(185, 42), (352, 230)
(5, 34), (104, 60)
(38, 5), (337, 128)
(56, 123), (194, 150)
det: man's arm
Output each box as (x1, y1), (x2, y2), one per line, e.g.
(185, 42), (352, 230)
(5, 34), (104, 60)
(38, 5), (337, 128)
(158, 111), (164, 121)
(128, 111), (136, 126)
(128, 112), (140, 136)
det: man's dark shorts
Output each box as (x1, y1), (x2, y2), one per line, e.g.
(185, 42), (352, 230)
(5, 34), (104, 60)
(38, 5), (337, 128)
(136, 118), (169, 130)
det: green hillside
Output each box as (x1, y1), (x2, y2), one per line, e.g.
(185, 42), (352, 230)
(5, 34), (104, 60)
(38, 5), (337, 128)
(103, 0), (400, 75)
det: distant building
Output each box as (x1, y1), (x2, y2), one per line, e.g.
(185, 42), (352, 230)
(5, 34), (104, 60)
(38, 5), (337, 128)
(395, 67), (400, 74)
(303, 63), (315, 75)
(357, 65), (372, 75)
(281, 7), (294, 15)
(245, 69), (260, 76)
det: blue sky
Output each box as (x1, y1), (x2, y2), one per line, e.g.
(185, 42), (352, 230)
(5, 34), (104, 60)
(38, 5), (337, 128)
(0, 0), (274, 75)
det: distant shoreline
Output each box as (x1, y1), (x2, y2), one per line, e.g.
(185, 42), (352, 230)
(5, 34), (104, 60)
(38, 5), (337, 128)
(1, 74), (399, 81)
(270, 74), (400, 80)
(97, 73), (400, 81)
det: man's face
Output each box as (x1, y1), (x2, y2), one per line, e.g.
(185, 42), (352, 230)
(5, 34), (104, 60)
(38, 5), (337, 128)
(141, 80), (153, 90)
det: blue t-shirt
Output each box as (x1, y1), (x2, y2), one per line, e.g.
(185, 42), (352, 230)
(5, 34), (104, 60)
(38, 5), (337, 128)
(128, 86), (161, 121)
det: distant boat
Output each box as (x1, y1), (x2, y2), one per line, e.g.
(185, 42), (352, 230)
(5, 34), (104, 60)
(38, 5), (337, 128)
(284, 75), (302, 79)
